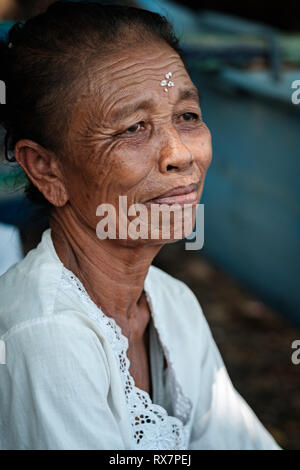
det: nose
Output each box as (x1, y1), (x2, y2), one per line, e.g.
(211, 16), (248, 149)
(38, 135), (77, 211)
(158, 127), (194, 174)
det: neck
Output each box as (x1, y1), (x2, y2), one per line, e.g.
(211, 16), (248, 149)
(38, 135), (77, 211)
(50, 207), (162, 335)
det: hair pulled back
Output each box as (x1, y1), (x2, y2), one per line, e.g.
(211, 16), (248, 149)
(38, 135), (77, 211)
(0, 1), (182, 207)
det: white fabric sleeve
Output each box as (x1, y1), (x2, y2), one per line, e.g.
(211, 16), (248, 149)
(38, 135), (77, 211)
(0, 316), (125, 450)
(185, 290), (282, 450)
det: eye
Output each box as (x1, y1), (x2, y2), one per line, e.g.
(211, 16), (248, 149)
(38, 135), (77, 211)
(125, 121), (145, 134)
(180, 112), (199, 122)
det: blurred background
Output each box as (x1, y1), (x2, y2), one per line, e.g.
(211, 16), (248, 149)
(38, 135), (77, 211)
(0, 0), (299, 449)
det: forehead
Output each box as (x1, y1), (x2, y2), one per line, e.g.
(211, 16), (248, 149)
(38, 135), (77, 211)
(84, 42), (196, 121)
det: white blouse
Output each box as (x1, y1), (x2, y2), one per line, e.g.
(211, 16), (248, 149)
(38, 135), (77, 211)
(0, 229), (281, 450)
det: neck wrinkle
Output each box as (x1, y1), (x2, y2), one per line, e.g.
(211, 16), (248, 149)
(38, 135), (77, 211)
(49, 210), (162, 333)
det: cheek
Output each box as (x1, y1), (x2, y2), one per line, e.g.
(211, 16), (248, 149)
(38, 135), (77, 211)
(67, 167), (96, 211)
(100, 140), (154, 193)
(67, 139), (154, 211)
(184, 125), (212, 170)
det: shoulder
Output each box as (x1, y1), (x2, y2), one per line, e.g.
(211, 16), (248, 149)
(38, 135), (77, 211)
(146, 265), (217, 405)
(147, 264), (207, 317)
(147, 264), (201, 306)
(0, 309), (115, 450)
(0, 230), (111, 368)
(0, 229), (68, 336)
(146, 264), (213, 349)
(1, 312), (110, 380)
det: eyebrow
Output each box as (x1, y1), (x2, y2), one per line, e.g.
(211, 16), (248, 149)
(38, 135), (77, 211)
(110, 99), (155, 123)
(177, 87), (200, 103)
(109, 86), (200, 124)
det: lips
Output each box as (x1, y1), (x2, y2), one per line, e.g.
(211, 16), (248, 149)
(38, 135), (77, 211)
(146, 182), (200, 205)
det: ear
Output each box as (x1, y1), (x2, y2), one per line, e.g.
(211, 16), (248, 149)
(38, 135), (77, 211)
(14, 139), (69, 207)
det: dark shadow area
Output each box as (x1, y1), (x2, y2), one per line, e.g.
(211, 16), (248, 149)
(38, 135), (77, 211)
(175, 0), (300, 32)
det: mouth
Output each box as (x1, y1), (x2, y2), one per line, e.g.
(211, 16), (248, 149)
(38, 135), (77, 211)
(145, 181), (200, 205)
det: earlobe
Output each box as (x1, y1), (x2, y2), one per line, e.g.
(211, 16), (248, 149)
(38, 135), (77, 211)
(48, 183), (69, 207)
(14, 139), (69, 207)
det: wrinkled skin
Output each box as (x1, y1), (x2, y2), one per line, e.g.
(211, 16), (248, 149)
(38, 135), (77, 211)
(14, 41), (212, 395)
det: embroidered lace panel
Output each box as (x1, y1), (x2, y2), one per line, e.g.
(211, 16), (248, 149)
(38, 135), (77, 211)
(60, 267), (192, 450)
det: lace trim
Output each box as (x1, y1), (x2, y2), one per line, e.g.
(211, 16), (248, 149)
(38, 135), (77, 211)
(60, 267), (192, 450)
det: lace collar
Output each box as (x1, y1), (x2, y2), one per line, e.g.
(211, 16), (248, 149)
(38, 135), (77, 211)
(44, 230), (192, 449)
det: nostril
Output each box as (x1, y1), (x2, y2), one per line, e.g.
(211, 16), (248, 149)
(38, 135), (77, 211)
(166, 164), (178, 171)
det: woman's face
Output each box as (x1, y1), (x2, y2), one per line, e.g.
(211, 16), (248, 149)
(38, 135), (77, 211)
(60, 40), (212, 245)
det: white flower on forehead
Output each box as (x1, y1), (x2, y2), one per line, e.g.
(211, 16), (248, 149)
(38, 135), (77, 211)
(160, 72), (174, 93)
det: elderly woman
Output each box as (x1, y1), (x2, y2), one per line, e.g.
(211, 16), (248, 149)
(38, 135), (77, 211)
(0, 2), (280, 450)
